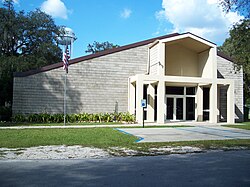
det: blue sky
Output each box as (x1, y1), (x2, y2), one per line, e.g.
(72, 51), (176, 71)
(10, 0), (244, 58)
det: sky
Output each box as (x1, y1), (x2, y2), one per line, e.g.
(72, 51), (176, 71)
(8, 0), (244, 58)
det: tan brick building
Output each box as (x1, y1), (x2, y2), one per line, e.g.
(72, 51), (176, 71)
(13, 33), (244, 124)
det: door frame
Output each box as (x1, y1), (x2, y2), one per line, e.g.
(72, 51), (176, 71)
(166, 95), (185, 121)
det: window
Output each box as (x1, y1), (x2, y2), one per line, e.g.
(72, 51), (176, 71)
(166, 86), (184, 95)
(186, 87), (195, 95)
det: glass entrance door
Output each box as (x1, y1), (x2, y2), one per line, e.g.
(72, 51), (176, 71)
(166, 97), (184, 121)
(176, 98), (183, 120)
(167, 98), (174, 120)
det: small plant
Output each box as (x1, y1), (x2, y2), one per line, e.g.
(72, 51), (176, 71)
(12, 114), (26, 122)
(11, 112), (136, 124)
(53, 114), (64, 123)
(27, 114), (40, 122)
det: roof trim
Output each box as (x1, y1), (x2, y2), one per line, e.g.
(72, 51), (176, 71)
(217, 51), (235, 62)
(160, 32), (216, 48)
(184, 32), (216, 45)
(14, 33), (180, 77)
(13, 32), (234, 77)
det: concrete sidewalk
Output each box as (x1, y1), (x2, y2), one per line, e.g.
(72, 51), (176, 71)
(1, 122), (249, 143)
(117, 126), (250, 143)
(0, 122), (198, 129)
(0, 124), (139, 129)
(0, 121), (231, 130)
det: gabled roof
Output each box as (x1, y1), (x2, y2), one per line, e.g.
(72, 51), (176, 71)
(14, 32), (233, 77)
(217, 51), (234, 62)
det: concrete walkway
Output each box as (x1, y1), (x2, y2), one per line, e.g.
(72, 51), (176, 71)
(1, 122), (249, 143)
(117, 126), (250, 143)
(0, 122), (197, 129)
(0, 124), (139, 129)
(0, 121), (229, 129)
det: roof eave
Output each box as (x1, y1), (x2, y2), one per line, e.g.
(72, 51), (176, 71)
(14, 33), (180, 77)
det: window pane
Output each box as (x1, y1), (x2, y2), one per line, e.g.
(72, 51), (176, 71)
(186, 97), (195, 120)
(167, 98), (174, 120)
(143, 84), (148, 104)
(166, 86), (184, 95)
(176, 98), (183, 120)
(186, 87), (195, 95)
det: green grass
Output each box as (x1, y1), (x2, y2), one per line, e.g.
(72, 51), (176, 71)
(0, 121), (192, 128)
(0, 128), (250, 151)
(135, 139), (250, 150)
(0, 128), (137, 148)
(223, 122), (250, 130)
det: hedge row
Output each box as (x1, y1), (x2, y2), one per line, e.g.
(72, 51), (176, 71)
(12, 112), (136, 123)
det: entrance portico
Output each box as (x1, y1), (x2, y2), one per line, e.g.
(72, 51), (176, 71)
(128, 33), (235, 124)
(128, 74), (234, 124)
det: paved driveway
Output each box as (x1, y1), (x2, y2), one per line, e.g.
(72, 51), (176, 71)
(1, 151), (250, 187)
(117, 126), (250, 143)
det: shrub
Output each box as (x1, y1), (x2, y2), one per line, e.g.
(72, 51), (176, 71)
(11, 112), (136, 124)
(27, 114), (41, 122)
(53, 114), (64, 123)
(12, 114), (26, 122)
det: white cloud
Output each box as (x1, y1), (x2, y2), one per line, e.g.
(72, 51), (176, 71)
(156, 0), (244, 43)
(41, 0), (68, 19)
(120, 8), (132, 19)
(155, 10), (165, 21)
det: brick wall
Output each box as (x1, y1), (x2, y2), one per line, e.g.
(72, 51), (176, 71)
(12, 45), (149, 114)
(13, 45), (244, 123)
(217, 56), (244, 122)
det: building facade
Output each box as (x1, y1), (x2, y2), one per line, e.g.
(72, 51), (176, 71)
(12, 33), (244, 124)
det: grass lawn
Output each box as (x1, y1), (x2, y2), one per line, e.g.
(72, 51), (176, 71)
(223, 122), (250, 130)
(0, 128), (137, 148)
(0, 128), (250, 151)
(136, 139), (250, 152)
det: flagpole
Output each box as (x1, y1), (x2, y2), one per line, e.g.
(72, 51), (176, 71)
(64, 71), (67, 126)
(57, 27), (76, 126)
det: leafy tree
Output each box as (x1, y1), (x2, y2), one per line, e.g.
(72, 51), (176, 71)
(219, 19), (250, 104)
(85, 41), (119, 54)
(219, 0), (250, 18)
(218, 0), (250, 105)
(0, 0), (62, 106)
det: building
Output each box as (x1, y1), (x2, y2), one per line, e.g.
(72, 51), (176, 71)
(12, 33), (244, 124)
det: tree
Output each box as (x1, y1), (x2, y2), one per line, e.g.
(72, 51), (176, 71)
(219, 19), (250, 104)
(0, 0), (62, 106)
(218, 0), (250, 106)
(219, 0), (250, 18)
(85, 41), (119, 54)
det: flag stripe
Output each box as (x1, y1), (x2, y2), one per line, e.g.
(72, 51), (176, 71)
(63, 46), (70, 73)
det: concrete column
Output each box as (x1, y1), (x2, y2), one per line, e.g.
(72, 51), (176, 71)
(183, 87), (186, 120)
(128, 81), (135, 115)
(209, 83), (218, 123)
(217, 85), (220, 122)
(227, 82), (235, 124)
(158, 42), (165, 76)
(157, 80), (166, 124)
(196, 85), (203, 122)
(147, 84), (155, 122)
(136, 76), (144, 124)
(210, 47), (217, 79)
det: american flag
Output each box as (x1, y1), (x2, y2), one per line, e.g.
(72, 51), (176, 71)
(63, 46), (70, 73)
